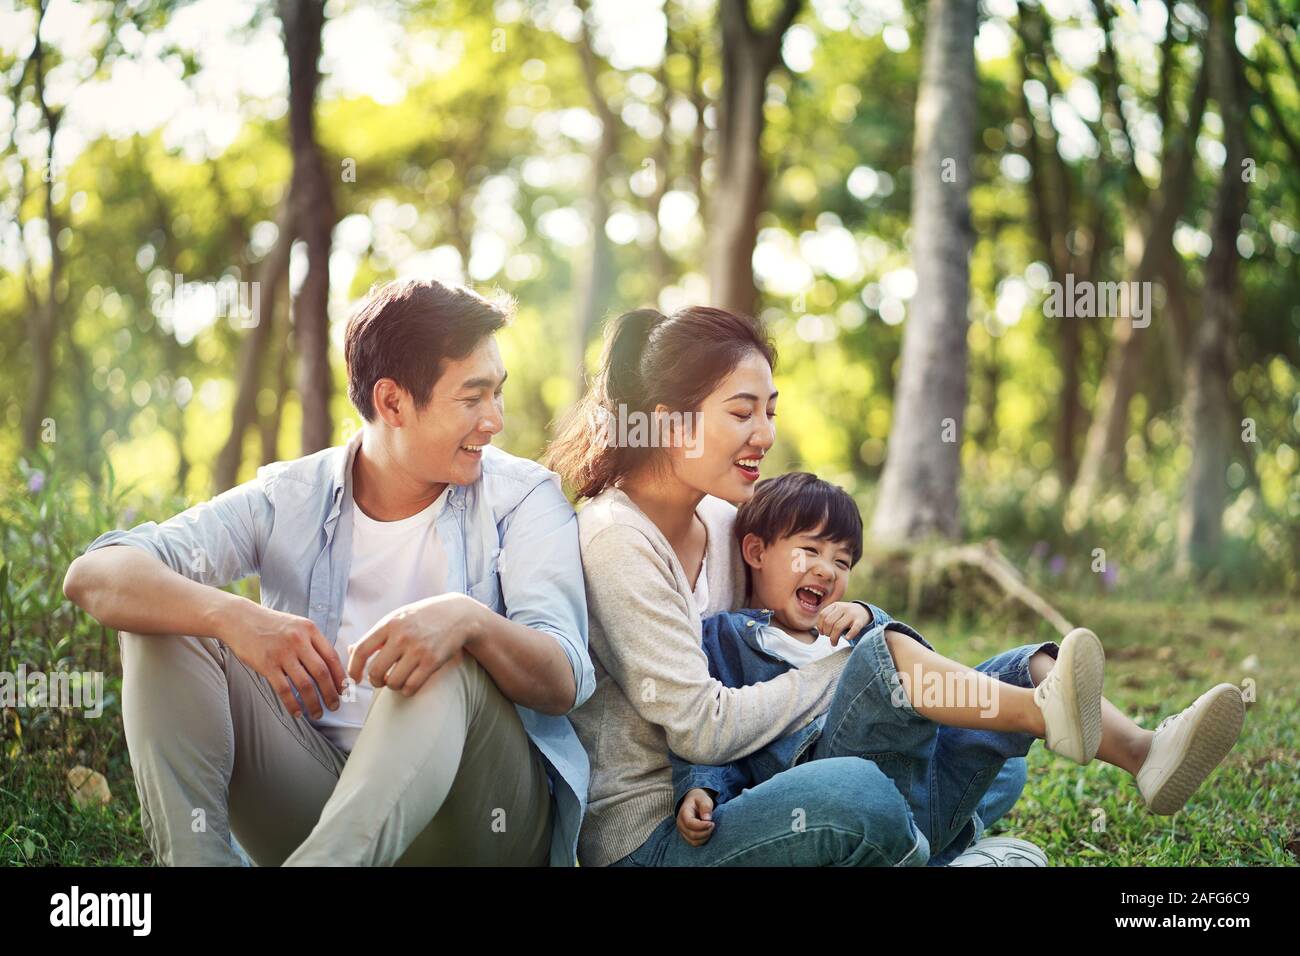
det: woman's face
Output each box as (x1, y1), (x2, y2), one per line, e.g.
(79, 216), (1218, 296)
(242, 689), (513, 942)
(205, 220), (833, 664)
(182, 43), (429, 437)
(661, 349), (777, 504)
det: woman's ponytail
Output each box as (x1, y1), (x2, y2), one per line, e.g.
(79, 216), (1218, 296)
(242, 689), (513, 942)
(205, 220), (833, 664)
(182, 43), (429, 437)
(601, 308), (664, 412)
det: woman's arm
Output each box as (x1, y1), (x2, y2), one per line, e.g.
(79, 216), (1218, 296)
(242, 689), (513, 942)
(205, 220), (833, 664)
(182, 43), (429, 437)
(583, 523), (850, 766)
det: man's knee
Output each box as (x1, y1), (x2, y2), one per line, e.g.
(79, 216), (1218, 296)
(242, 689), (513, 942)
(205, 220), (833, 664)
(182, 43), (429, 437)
(119, 630), (224, 682)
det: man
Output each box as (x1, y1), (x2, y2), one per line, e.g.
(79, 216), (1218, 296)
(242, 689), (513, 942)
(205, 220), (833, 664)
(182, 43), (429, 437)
(64, 278), (595, 866)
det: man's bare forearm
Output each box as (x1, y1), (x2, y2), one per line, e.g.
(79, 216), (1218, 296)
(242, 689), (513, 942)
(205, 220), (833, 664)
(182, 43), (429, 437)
(464, 605), (577, 716)
(63, 546), (245, 642)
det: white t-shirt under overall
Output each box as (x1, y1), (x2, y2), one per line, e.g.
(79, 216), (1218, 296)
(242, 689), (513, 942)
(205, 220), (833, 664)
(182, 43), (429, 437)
(753, 625), (849, 668)
(311, 487), (451, 752)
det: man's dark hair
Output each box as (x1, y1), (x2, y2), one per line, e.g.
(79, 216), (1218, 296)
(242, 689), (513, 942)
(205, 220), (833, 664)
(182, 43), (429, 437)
(734, 472), (864, 566)
(344, 278), (512, 422)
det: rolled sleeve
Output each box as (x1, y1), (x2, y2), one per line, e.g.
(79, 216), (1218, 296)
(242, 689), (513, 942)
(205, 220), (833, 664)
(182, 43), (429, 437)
(496, 477), (596, 711)
(82, 477), (271, 588)
(669, 751), (749, 810)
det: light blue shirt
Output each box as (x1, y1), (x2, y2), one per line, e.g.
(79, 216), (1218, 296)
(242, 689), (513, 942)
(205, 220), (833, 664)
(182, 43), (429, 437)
(83, 433), (595, 866)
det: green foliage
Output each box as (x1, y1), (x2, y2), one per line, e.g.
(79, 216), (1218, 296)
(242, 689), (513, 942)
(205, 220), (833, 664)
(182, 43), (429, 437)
(0, 453), (183, 866)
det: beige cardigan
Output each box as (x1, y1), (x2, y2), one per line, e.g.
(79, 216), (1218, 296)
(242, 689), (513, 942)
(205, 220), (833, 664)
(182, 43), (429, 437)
(570, 487), (851, 866)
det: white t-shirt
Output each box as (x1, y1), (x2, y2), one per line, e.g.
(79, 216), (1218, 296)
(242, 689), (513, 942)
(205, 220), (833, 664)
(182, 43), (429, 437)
(754, 623), (851, 668)
(311, 486), (451, 752)
(691, 555), (709, 618)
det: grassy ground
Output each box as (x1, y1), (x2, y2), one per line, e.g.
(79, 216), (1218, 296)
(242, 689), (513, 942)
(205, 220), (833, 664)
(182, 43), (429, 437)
(2, 591), (1296, 867)
(922, 593), (1299, 866)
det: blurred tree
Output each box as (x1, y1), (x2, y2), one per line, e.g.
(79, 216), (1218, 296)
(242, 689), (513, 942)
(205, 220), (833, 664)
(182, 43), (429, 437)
(870, 0), (978, 542)
(573, 0), (623, 388)
(1179, 0), (1249, 574)
(16, 0), (61, 454)
(1066, 2), (1209, 528)
(710, 0), (802, 316)
(279, 0), (335, 453)
(213, 199), (293, 492)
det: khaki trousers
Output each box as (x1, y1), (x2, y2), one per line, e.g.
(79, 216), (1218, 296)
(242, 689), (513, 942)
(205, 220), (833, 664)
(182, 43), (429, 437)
(118, 631), (552, 866)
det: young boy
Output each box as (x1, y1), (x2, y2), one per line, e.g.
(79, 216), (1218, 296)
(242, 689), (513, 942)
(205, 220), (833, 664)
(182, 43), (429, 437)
(672, 473), (1246, 859)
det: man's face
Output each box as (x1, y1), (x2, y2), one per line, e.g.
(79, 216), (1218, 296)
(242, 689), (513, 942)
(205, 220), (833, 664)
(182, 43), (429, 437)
(391, 335), (506, 486)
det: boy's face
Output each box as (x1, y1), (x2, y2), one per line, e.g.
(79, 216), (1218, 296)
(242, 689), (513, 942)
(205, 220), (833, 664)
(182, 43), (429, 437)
(741, 522), (854, 632)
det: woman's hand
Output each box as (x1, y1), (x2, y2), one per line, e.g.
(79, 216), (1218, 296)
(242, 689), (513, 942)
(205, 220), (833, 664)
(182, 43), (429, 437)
(816, 601), (872, 645)
(676, 788), (716, 847)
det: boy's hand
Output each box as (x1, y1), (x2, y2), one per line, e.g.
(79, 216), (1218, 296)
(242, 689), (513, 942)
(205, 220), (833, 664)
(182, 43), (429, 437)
(816, 601), (872, 645)
(676, 788), (716, 847)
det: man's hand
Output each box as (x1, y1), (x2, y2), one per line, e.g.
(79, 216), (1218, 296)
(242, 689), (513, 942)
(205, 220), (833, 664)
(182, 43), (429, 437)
(218, 602), (346, 720)
(815, 601), (872, 645)
(347, 592), (485, 697)
(676, 788), (716, 847)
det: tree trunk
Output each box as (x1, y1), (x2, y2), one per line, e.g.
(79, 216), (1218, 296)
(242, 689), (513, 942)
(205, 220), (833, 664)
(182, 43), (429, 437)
(213, 202), (295, 491)
(647, 55), (674, 295)
(870, 0), (978, 543)
(260, 302), (293, 466)
(1014, 1), (1103, 486)
(279, 0), (335, 454)
(1066, 27), (1210, 527)
(709, 0), (801, 317)
(1178, 0), (1248, 575)
(573, 0), (620, 390)
(21, 4), (61, 453)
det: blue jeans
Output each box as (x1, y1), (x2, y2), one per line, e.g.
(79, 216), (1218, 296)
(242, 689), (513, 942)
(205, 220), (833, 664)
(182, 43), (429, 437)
(613, 626), (1056, 867)
(811, 623), (1058, 866)
(611, 756), (931, 866)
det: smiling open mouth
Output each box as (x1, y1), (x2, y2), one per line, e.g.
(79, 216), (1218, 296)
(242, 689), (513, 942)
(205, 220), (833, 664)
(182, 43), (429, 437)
(735, 457), (761, 480)
(795, 586), (826, 613)
(461, 443), (486, 455)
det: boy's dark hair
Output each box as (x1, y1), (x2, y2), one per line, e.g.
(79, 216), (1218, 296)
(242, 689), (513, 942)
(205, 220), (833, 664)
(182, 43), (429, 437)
(735, 472), (863, 566)
(344, 278), (512, 422)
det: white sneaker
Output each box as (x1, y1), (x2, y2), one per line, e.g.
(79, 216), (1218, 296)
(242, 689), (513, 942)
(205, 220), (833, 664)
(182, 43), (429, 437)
(1136, 683), (1245, 815)
(1033, 627), (1106, 764)
(947, 836), (1048, 867)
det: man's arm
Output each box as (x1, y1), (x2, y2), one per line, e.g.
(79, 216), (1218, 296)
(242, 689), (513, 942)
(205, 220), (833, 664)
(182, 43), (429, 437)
(64, 544), (250, 640)
(63, 479), (345, 719)
(484, 476), (594, 712)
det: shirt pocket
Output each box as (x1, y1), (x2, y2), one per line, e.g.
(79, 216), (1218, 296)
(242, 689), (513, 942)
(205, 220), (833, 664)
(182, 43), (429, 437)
(466, 547), (502, 612)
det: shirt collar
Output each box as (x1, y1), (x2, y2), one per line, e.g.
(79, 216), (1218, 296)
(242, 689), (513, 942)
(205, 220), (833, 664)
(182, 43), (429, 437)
(327, 429), (472, 525)
(326, 429), (365, 526)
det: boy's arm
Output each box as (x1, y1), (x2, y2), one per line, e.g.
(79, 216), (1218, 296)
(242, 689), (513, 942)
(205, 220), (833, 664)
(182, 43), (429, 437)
(669, 749), (751, 810)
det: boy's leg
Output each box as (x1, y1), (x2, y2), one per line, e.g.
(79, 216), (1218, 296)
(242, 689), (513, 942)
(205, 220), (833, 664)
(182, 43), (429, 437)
(119, 631), (346, 866)
(284, 652), (552, 866)
(636, 757), (930, 867)
(808, 625), (940, 839)
(925, 641), (1058, 858)
(810, 624), (1057, 859)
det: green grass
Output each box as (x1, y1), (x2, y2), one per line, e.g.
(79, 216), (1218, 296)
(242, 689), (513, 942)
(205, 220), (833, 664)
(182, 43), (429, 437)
(920, 594), (1299, 866)
(3, 587), (1296, 866)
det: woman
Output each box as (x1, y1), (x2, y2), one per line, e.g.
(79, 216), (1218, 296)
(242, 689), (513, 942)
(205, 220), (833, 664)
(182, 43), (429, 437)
(545, 306), (1039, 867)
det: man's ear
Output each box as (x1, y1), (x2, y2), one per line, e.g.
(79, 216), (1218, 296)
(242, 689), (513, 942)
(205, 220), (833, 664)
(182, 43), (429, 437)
(371, 378), (407, 427)
(740, 533), (766, 570)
